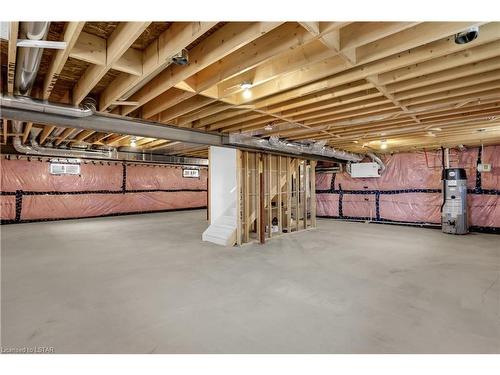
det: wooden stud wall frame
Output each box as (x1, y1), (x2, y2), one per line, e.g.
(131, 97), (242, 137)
(236, 150), (316, 245)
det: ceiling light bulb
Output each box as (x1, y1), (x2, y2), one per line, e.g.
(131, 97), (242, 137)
(380, 139), (388, 150)
(240, 81), (252, 90)
(264, 124), (273, 131)
(242, 89), (252, 99)
(130, 137), (137, 147)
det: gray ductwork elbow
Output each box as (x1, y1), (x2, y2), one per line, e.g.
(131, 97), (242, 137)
(367, 152), (386, 174)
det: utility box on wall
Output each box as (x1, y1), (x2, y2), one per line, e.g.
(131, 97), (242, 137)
(349, 162), (380, 178)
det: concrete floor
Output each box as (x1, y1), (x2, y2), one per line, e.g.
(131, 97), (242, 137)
(1, 210), (499, 354)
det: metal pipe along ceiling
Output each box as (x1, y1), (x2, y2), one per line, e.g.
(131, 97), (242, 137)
(1, 95), (376, 163)
(10, 22), (116, 160)
(14, 22), (50, 96)
(11, 121), (117, 159)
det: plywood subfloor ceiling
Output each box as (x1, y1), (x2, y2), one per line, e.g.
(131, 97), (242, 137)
(2, 21), (500, 158)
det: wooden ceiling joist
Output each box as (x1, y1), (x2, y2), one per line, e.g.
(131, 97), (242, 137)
(158, 96), (216, 125)
(43, 22), (85, 100)
(3, 21), (500, 154)
(177, 103), (235, 127)
(378, 37), (500, 85)
(7, 22), (19, 95)
(385, 56), (500, 94)
(22, 122), (33, 144)
(39, 126), (56, 145)
(54, 128), (77, 146)
(355, 22), (481, 65)
(72, 22), (151, 105)
(121, 22), (284, 116)
(99, 22), (218, 111)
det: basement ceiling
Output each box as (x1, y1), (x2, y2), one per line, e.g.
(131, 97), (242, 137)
(1, 21), (500, 158)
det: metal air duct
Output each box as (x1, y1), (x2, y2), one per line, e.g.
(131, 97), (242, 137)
(14, 22), (51, 96)
(2, 95), (367, 163)
(228, 134), (364, 162)
(367, 152), (386, 174)
(11, 121), (117, 159)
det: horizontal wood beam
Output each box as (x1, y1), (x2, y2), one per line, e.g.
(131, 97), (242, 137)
(229, 22), (500, 107)
(122, 22), (284, 116)
(99, 22), (218, 112)
(43, 22), (85, 100)
(72, 22), (150, 105)
(143, 88), (196, 119)
(385, 56), (500, 94)
(69, 31), (106, 65)
(340, 22), (420, 51)
(378, 38), (500, 85)
(158, 96), (216, 124)
(356, 22), (481, 65)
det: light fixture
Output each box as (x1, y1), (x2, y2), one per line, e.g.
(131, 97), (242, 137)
(130, 137), (137, 147)
(240, 81), (253, 99)
(171, 49), (189, 65)
(264, 123), (274, 131)
(380, 139), (388, 150)
(240, 81), (253, 90)
(454, 26), (479, 44)
(426, 131), (436, 137)
(242, 89), (252, 99)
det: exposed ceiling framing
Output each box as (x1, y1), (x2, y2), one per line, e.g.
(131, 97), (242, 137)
(1, 21), (500, 158)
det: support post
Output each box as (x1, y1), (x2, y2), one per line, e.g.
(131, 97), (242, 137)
(259, 154), (265, 244)
(310, 160), (317, 228)
(278, 156), (282, 234)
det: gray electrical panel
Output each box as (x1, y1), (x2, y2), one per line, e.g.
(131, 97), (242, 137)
(441, 168), (468, 235)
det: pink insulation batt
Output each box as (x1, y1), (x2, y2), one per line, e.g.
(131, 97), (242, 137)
(1, 158), (207, 221)
(316, 146), (500, 229)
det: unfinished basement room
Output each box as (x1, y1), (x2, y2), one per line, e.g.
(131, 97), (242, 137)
(1, 5), (499, 363)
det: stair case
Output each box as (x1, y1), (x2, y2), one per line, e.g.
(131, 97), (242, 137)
(202, 208), (237, 247)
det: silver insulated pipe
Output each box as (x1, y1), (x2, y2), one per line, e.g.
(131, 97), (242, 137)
(11, 121), (117, 159)
(228, 134), (364, 162)
(14, 22), (51, 96)
(8, 23), (116, 161)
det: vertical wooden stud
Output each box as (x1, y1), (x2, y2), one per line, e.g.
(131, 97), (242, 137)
(259, 154), (265, 244)
(310, 160), (317, 228)
(277, 156), (283, 234)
